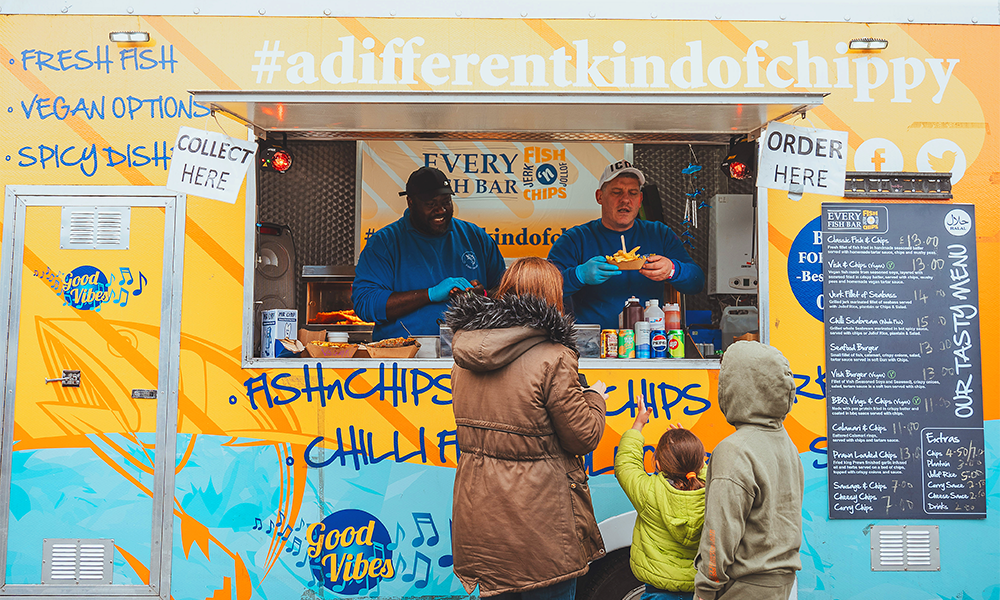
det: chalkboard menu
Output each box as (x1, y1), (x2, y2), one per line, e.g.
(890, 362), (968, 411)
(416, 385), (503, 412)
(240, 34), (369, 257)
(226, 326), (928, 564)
(822, 203), (985, 519)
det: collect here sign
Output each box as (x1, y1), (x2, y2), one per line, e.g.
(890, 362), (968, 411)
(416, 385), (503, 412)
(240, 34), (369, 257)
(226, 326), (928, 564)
(166, 127), (257, 203)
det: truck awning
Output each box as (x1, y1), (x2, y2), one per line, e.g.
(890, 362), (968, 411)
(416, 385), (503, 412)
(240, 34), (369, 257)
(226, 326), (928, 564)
(191, 91), (826, 142)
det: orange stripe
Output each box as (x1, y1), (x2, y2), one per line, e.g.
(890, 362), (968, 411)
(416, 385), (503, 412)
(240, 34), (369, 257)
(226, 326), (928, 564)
(523, 19), (622, 92)
(143, 16), (240, 89)
(768, 223), (793, 257)
(336, 17), (431, 91)
(709, 22), (863, 148)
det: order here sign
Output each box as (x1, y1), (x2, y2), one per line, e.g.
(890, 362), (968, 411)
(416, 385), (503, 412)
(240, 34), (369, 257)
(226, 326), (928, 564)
(756, 121), (848, 200)
(166, 127), (257, 203)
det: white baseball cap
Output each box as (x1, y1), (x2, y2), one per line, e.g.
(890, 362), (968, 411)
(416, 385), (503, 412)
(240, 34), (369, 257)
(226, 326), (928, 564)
(598, 159), (646, 188)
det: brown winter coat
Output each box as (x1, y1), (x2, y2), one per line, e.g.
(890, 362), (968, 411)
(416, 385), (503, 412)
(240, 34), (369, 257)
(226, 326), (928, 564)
(445, 293), (607, 597)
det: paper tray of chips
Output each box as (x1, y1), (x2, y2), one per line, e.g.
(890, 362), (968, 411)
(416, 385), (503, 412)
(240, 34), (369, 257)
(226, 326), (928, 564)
(361, 341), (421, 358)
(612, 256), (647, 270)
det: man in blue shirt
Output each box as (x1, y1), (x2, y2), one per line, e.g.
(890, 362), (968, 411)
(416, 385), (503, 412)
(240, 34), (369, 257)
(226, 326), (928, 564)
(353, 167), (506, 340)
(547, 160), (705, 330)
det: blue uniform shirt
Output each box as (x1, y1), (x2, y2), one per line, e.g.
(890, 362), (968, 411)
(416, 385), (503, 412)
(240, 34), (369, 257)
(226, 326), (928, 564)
(352, 210), (507, 339)
(547, 218), (704, 330)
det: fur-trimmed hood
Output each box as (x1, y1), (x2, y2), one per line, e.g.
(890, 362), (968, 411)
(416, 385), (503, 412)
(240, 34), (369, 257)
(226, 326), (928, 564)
(444, 293), (579, 372)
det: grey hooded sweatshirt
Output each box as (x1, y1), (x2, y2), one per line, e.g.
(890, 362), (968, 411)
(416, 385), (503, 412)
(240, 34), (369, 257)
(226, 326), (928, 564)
(694, 341), (803, 600)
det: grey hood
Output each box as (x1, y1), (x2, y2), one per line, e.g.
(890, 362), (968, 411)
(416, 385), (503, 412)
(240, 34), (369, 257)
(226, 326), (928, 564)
(444, 293), (578, 372)
(717, 341), (796, 429)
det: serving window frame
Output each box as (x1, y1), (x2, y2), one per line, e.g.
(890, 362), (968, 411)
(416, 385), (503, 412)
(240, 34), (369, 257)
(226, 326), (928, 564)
(188, 91), (828, 368)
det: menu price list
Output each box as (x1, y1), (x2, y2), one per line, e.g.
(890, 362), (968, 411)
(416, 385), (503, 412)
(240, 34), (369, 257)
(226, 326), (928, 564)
(822, 203), (985, 519)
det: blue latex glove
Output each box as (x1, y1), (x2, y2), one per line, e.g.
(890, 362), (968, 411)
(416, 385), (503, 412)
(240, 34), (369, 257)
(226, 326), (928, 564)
(428, 277), (473, 303)
(576, 256), (621, 286)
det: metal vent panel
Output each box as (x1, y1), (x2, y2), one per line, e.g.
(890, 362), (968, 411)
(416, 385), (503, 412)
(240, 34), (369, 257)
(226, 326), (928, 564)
(870, 525), (940, 571)
(60, 206), (130, 250)
(42, 538), (115, 584)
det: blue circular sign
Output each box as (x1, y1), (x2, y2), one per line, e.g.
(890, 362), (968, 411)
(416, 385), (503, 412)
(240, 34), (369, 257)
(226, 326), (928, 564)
(787, 216), (824, 321)
(306, 509), (394, 594)
(536, 163), (558, 186)
(62, 266), (109, 311)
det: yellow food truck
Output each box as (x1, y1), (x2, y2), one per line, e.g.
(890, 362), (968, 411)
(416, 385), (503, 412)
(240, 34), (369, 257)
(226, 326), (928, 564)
(0, 2), (996, 599)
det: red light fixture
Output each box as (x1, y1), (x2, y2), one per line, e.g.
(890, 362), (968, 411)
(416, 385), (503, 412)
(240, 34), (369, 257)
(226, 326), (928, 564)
(721, 135), (755, 180)
(260, 133), (293, 173)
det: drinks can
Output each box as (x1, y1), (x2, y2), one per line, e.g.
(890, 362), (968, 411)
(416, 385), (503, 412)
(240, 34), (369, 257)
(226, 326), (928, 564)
(650, 330), (668, 358)
(634, 321), (651, 359)
(600, 329), (619, 359)
(667, 330), (684, 358)
(617, 329), (635, 359)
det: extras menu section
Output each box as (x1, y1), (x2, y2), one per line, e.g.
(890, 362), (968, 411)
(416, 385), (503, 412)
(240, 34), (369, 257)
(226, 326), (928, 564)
(822, 203), (985, 519)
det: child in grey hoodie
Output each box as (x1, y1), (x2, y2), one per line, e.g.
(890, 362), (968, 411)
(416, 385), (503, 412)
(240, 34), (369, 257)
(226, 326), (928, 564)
(695, 341), (804, 600)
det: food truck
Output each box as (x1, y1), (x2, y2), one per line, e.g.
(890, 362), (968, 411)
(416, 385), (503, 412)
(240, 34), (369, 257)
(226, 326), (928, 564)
(0, 2), (996, 599)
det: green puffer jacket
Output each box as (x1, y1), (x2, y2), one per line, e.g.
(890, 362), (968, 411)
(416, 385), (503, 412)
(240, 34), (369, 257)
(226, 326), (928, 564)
(614, 428), (705, 592)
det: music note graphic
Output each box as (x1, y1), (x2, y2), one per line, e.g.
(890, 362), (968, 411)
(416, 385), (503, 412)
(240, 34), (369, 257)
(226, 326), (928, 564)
(401, 551), (431, 588)
(295, 518), (305, 531)
(253, 518), (263, 531)
(281, 525), (292, 540)
(438, 519), (454, 567)
(387, 523), (405, 551)
(118, 288), (129, 307)
(133, 272), (147, 296)
(119, 267), (133, 286)
(276, 511), (285, 528)
(285, 536), (302, 555)
(265, 520), (274, 535)
(411, 512), (439, 547)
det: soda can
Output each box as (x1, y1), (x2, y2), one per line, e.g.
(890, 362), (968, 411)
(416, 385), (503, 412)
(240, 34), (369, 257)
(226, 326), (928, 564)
(600, 329), (619, 359)
(617, 329), (635, 359)
(667, 330), (684, 358)
(634, 321), (651, 359)
(650, 330), (668, 358)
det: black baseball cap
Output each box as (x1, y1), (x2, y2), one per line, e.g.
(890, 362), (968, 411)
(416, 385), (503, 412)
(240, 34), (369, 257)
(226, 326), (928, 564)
(399, 167), (454, 198)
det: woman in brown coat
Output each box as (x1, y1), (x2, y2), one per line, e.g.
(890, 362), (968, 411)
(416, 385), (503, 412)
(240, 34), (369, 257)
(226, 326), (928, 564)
(444, 257), (609, 599)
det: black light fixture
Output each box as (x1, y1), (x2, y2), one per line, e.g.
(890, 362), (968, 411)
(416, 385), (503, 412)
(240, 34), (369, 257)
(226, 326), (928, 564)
(260, 133), (293, 173)
(721, 135), (755, 181)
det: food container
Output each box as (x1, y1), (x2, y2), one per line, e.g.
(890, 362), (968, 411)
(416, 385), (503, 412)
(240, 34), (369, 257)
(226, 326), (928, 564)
(327, 332), (350, 343)
(363, 340), (421, 358)
(575, 324), (601, 358)
(614, 256), (647, 270)
(305, 342), (359, 358)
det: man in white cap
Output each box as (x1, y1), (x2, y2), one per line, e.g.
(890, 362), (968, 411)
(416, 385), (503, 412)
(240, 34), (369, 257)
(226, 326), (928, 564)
(547, 159), (704, 330)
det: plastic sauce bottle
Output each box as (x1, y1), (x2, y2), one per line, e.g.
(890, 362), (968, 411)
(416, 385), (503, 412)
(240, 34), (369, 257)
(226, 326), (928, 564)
(644, 299), (665, 329)
(664, 303), (681, 331)
(623, 297), (643, 330)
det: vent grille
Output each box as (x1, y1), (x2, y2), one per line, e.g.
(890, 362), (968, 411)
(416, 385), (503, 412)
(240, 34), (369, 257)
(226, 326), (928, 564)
(60, 207), (130, 250)
(870, 525), (939, 571)
(42, 538), (114, 584)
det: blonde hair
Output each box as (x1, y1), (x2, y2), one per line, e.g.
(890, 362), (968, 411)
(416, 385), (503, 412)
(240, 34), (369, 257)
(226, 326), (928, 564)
(495, 257), (564, 314)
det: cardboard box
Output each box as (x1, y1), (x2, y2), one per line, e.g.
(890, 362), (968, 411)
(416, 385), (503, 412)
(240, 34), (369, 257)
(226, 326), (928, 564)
(363, 341), (421, 358)
(304, 342), (358, 358)
(261, 309), (298, 358)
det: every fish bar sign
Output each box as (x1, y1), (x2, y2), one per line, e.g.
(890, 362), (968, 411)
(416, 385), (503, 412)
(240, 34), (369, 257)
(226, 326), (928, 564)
(757, 121), (848, 201)
(166, 126), (257, 203)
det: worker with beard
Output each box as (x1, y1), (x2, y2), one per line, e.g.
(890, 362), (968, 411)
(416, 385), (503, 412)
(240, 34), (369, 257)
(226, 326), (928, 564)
(353, 166), (506, 340)
(547, 160), (704, 330)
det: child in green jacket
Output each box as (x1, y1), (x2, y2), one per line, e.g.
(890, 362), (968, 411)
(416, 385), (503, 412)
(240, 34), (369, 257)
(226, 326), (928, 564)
(615, 395), (707, 600)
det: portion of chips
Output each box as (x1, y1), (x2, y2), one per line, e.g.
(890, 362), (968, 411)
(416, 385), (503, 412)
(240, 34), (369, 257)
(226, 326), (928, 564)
(311, 341), (354, 348)
(606, 246), (642, 263)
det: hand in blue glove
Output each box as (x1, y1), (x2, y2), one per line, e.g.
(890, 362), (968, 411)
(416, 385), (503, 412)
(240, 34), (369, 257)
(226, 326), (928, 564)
(428, 277), (473, 303)
(576, 256), (621, 286)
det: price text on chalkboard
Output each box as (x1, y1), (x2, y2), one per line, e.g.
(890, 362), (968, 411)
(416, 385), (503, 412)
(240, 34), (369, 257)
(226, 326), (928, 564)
(822, 203), (985, 519)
